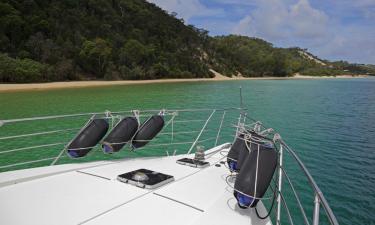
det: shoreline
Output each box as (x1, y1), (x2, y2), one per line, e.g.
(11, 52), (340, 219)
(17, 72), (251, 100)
(0, 75), (370, 92)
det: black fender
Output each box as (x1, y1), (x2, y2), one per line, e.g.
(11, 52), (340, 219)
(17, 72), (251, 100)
(227, 134), (246, 172)
(227, 131), (266, 172)
(132, 115), (164, 149)
(102, 117), (139, 153)
(234, 143), (277, 208)
(67, 119), (109, 158)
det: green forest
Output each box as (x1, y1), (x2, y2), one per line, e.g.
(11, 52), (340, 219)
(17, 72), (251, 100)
(0, 0), (374, 83)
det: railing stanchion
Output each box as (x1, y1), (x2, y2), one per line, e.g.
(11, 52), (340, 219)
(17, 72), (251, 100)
(50, 146), (67, 166)
(313, 194), (321, 225)
(187, 110), (216, 154)
(281, 141), (339, 225)
(215, 111), (226, 146)
(281, 167), (311, 225)
(276, 143), (284, 225)
(171, 115), (174, 143)
(235, 114), (242, 138)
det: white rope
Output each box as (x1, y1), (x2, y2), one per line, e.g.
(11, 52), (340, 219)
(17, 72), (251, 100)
(0, 157), (59, 169)
(173, 119), (206, 123)
(251, 143), (261, 206)
(0, 142), (65, 154)
(0, 128), (80, 140)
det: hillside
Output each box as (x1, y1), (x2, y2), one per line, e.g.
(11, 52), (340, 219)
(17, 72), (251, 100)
(0, 0), (374, 83)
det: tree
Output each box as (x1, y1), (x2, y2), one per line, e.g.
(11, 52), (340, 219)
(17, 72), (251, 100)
(0, 53), (50, 83)
(0, 2), (24, 48)
(119, 39), (147, 67)
(79, 38), (112, 77)
(26, 32), (45, 61)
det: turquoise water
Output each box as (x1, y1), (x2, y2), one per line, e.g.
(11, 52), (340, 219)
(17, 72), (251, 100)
(0, 78), (374, 224)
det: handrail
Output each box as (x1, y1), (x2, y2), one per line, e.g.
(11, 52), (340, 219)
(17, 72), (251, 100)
(0, 157), (60, 169)
(0, 107), (243, 125)
(281, 167), (310, 225)
(0, 128), (80, 141)
(232, 111), (338, 225)
(0, 142), (65, 155)
(280, 141), (339, 225)
(231, 112), (339, 225)
(280, 189), (295, 225)
(269, 179), (294, 225)
(1, 112), (98, 124)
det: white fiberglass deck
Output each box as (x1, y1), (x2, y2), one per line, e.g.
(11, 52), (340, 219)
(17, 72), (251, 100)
(0, 144), (272, 225)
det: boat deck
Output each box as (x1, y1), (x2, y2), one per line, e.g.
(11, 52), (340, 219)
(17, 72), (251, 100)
(0, 144), (272, 225)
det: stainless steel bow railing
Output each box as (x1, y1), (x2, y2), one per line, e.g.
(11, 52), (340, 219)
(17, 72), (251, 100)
(0, 108), (239, 171)
(0, 107), (338, 225)
(237, 113), (339, 225)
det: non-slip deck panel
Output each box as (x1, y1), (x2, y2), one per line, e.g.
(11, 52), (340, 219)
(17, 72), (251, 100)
(0, 172), (147, 225)
(154, 164), (229, 211)
(84, 193), (202, 225)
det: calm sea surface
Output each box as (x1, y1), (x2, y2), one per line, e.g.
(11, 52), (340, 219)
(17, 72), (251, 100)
(0, 78), (374, 224)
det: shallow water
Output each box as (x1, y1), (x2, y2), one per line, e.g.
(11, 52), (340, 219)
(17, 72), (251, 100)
(0, 78), (374, 224)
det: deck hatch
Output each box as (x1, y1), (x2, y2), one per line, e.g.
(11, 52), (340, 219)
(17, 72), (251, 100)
(117, 169), (174, 189)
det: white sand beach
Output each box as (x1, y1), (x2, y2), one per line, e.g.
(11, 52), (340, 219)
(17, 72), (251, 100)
(0, 72), (369, 92)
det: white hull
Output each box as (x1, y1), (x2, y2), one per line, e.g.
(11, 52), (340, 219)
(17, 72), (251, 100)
(0, 143), (272, 225)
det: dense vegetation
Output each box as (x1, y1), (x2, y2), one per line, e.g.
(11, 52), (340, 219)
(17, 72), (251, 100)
(208, 36), (375, 77)
(0, 0), (374, 83)
(209, 36), (314, 77)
